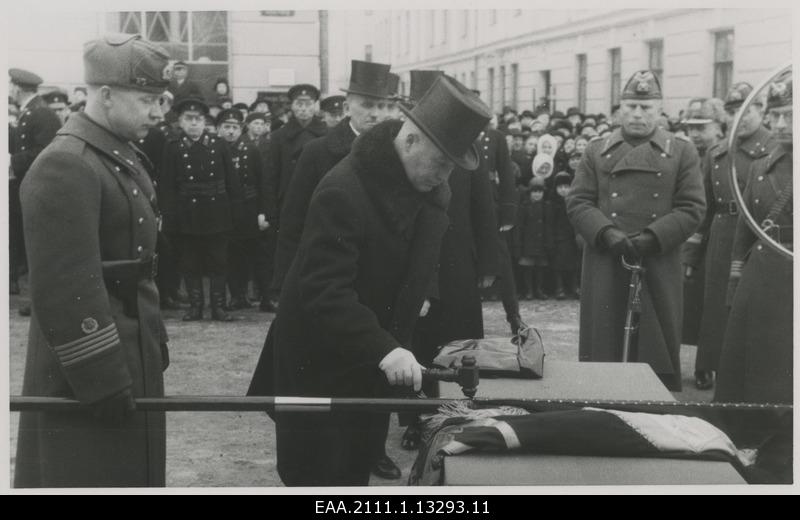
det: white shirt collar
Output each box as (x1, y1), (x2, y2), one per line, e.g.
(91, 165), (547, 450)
(349, 121), (361, 137)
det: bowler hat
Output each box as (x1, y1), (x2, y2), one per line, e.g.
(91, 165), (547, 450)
(9, 68), (43, 88)
(621, 70), (662, 100)
(288, 83), (320, 101)
(84, 33), (170, 94)
(399, 75), (491, 171)
(174, 96), (209, 115)
(409, 70), (444, 104)
(341, 60), (393, 98)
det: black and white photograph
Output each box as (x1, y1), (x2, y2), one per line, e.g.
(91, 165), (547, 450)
(3, 0), (796, 494)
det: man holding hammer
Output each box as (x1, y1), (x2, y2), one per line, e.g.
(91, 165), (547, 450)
(250, 76), (491, 486)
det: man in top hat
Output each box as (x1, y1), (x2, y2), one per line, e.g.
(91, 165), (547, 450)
(270, 61), (395, 300)
(716, 69), (793, 408)
(249, 75), (492, 486)
(567, 70), (706, 391)
(320, 95), (346, 128)
(167, 60), (202, 100)
(687, 83), (778, 390)
(159, 96), (244, 322)
(215, 109), (273, 311)
(8, 68), (62, 304)
(15, 33), (171, 488)
(42, 89), (71, 125)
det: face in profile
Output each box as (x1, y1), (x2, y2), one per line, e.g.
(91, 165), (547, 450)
(404, 131), (455, 193)
(106, 87), (164, 141)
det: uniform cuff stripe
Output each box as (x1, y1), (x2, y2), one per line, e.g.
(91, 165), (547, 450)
(62, 340), (119, 367)
(54, 326), (117, 356)
(53, 323), (116, 351)
(58, 331), (120, 363)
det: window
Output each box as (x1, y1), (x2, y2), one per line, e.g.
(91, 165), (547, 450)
(364, 44), (373, 62)
(511, 64), (519, 110)
(118, 11), (228, 62)
(540, 70), (551, 110)
(499, 65), (506, 109)
(648, 40), (664, 86)
(714, 30), (734, 99)
(488, 67), (495, 111)
(609, 48), (622, 109)
(577, 54), (587, 112)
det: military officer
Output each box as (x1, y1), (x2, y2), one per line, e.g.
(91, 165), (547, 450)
(716, 70), (793, 405)
(472, 89), (526, 335)
(15, 33), (171, 488)
(42, 89), (71, 124)
(8, 68), (62, 307)
(159, 97), (244, 322)
(216, 108), (272, 310)
(686, 84), (777, 390)
(567, 70), (706, 391)
(679, 98), (726, 357)
(319, 95), (346, 128)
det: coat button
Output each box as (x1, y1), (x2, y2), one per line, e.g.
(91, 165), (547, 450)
(660, 153), (666, 158)
(187, 165), (192, 169)
(715, 181), (720, 186)
(656, 172), (662, 177)
(714, 164), (719, 169)
(192, 198), (197, 203)
(138, 217), (145, 224)
(605, 155), (611, 159)
(137, 246), (143, 253)
(652, 193), (660, 198)
(758, 176), (764, 181)
(211, 197), (215, 201)
(189, 176), (194, 180)
(754, 198), (760, 204)
(651, 213), (657, 219)
(132, 189), (139, 196)
(20, 146), (26, 151)
(21, 134), (26, 139)
(211, 160), (215, 165)
(611, 212), (617, 217)
(717, 198), (723, 203)
(115, 166), (121, 172)
(183, 154), (189, 158)
(611, 192), (619, 198)
(210, 173), (214, 177)
(113, 150), (119, 155)
(757, 244), (763, 251)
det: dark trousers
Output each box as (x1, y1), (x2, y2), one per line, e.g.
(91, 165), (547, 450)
(495, 230), (520, 319)
(177, 233), (228, 278)
(262, 227), (280, 301)
(227, 233), (271, 299)
(155, 233), (182, 298)
(9, 204), (25, 284)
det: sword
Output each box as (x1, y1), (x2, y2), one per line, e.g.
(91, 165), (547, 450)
(621, 255), (644, 362)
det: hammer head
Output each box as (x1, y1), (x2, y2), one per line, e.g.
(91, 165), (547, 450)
(457, 355), (479, 399)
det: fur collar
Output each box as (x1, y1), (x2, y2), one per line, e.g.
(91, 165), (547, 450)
(351, 119), (450, 239)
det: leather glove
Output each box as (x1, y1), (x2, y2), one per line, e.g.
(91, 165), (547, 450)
(91, 388), (136, 424)
(601, 227), (636, 258)
(379, 347), (424, 392)
(631, 231), (660, 258)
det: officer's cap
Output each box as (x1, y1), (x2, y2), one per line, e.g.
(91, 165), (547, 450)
(320, 95), (345, 114)
(724, 82), (754, 111)
(9, 68), (43, 89)
(43, 90), (69, 105)
(621, 70), (662, 101)
(683, 97), (726, 126)
(767, 70), (792, 110)
(246, 112), (269, 124)
(84, 33), (170, 94)
(288, 83), (320, 102)
(174, 96), (209, 115)
(216, 108), (243, 126)
(554, 171), (573, 187)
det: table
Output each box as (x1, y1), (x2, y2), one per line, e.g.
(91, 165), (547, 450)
(437, 361), (746, 485)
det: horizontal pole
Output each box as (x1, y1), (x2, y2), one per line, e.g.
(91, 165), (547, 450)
(9, 396), (792, 413)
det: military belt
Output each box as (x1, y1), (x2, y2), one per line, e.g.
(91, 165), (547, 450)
(725, 201), (739, 216)
(764, 224), (793, 246)
(102, 255), (159, 318)
(178, 179), (227, 197)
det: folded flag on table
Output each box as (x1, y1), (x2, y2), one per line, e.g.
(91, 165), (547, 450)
(409, 403), (760, 486)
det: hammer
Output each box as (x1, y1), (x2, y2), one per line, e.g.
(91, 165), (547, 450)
(422, 355), (479, 398)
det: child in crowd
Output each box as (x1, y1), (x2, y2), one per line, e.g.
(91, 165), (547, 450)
(548, 171), (580, 299)
(514, 177), (551, 300)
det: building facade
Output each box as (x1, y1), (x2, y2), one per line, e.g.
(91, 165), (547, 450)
(374, 8), (792, 116)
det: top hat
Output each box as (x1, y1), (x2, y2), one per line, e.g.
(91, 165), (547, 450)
(341, 60), (393, 99)
(399, 75), (491, 171)
(409, 70), (444, 104)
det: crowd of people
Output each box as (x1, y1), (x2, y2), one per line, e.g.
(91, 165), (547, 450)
(8, 30), (792, 488)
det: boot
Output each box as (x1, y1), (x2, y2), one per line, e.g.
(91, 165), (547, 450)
(522, 269), (534, 300)
(210, 276), (235, 322)
(182, 277), (204, 321)
(553, 272), (567, 300)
